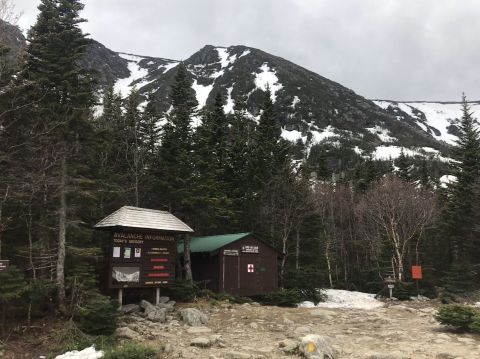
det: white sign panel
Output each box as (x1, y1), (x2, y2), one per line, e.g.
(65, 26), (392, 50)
(242, 245), (259, 253)
(247, 264), (255, 273)
(223, 249), (239, 256)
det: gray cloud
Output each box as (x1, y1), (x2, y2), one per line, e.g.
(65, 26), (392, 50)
(14, 0), (480, 101)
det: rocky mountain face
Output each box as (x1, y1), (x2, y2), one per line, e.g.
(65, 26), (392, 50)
(0, 19), (26, 71)
(3, 20), (474, 161)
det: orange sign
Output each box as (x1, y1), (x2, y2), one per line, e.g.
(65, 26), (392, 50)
(411, 265), (422, 280)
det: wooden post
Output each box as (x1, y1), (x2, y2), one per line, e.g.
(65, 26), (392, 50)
(118, 288), (123, 308)
(156, 287), (160, 305)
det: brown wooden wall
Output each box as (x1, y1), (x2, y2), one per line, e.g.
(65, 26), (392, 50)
(191, 235), (279, 296)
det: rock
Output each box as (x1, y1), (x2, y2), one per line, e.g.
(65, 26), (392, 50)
(157, 296), (170, 304)
(299, 334), (335, 359)
(249, 322), (258, 329)
(180, 308), (209, 326)
(156, 302), (175, 312)
(121, 303), (140, 315)
(279, 339), (298, 353)
(140, 299), (154, 312)
(146, 307), (167, 322)
(225, 351), (252, 359)
(294, 325), (311, 334)
(190, 337), (211, 347)
(435, 354), (457, 359)
(187, 326), (212, 334)
(365, 354), (409, 359)
(115, 327), (139, 340)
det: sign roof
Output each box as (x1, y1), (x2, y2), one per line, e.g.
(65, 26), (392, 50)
(95, 206), (194, 233)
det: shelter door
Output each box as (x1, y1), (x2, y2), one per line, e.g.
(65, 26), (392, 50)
(222, 254), (240, 292)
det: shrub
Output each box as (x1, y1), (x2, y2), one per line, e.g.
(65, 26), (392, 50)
(103, 343), (159, 359)
(73, 291), (118, 336)
(435, 305), (479, 331)
(169, 280), (200, 302)
(440, 262), (477, 303)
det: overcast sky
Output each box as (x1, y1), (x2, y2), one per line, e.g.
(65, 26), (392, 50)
(14, 0), (480, 101)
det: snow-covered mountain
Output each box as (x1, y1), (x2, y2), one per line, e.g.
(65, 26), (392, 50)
(83, 43), (450, 160)
(2, 20), (473, 161)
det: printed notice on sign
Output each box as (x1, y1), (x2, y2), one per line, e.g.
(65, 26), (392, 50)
(113, 246), (120, 258)
(135, 248), (141, 258)
(124, 247), (131, 259)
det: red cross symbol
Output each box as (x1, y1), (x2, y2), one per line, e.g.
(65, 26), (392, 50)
(247, 264), (254, 273)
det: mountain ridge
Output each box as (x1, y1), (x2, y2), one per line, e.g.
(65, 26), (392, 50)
(3, 18), (473, 162)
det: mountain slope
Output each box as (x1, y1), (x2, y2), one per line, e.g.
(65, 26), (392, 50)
(0, 21), (460, 160)
(94, 44), (448, 159)
(374, 100), (480, 145)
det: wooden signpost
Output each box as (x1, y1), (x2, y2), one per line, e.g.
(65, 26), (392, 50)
(109, 231), (176, 289)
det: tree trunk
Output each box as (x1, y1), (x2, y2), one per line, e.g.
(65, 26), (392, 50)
(295, 228), (300, 270)
(56, 155), (67, 315)
(183, 234), (192, 282)
(0, 186), (8, 259)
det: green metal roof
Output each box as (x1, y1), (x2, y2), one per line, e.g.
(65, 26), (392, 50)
(177, 232), (251, 253)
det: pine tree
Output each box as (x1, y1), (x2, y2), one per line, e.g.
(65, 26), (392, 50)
(253, 88), (290, 190)
(24, 0), (95, 314)
(154, 63), (197, 281)
(192, 92), (233, 233)
(443, 94), (480, 266)
(396, 149), (410, 182)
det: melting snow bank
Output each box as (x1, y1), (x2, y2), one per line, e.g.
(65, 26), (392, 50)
(55, 347), (103, 359)
(298, 289), (384, 310)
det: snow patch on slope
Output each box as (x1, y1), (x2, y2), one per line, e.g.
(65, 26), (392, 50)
(282, 129), (306, 143)
(254, 63), (283, 103)
(291, 96), (300, 109)
(114, 53), (150, 97)
(192, 80), (213, 109)
(374, 100), (480, 145)
(366, 126), (396, 143)
(161, 61), (179, 73)
(224, 86), (235, 114)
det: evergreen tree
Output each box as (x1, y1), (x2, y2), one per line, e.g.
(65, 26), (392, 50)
(252, 88), (290, 190)
(154, 63), (197, 281)
(192, 92), (234, 233)
(443, 94), (480, 266)
(24, 0), (95, 314)
(396, 149), (410, 182)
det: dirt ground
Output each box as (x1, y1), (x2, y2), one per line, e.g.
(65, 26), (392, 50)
(144, 300), (480, 358)
(3, 300), (480, 359)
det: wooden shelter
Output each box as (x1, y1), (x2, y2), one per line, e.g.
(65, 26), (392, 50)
(178, 233), (280, 296)
(95, 206), (194, 304)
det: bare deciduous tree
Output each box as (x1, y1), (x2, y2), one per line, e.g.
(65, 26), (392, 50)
(356, 175), (437, 281)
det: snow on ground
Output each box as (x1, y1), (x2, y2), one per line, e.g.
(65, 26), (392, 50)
(114, 53), (150, 98)
(55, 347), (103, 359)
(299, 289), (384, 310)
(291, 96), (300, 109)
(239, 49), (251, 58)
(192, 80), (213, 109)
(311, 125), (337, 143)
(440, 174), (457, 188)
(253, 63), (283, 103)
(366, 125), (396, 143)
(161, 61), (179, 74)
(281, 128), (306, 143)
(373, 100), (480, 145)
(224, 86), (235, 114)
(373, 146), (419, 160)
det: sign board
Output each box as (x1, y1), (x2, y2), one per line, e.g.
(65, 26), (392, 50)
(109, 232), (176, 288)
(223, 249), (239, 256)
(247, 264), (255, 273)
(242, 245), (259, 253)
(387, 284), (395, 289)
(411, 265), (423, 280)
(0, 260), (9, 272)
